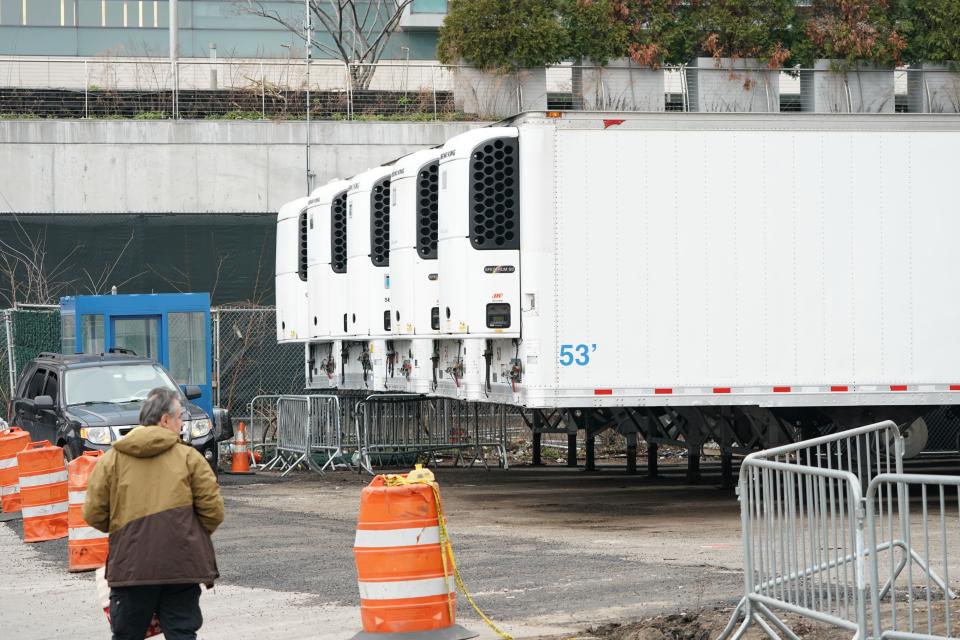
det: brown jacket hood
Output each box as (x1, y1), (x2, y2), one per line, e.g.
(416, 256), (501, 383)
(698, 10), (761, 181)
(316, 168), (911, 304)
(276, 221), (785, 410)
(112, 426), (179, 458)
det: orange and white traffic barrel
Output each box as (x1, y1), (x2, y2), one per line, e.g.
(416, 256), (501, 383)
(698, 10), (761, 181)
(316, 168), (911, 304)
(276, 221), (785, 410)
(17, 441), (69, 543)
(67, 451), (108, 571)
(352, 468), (475, 639)
(0, 427), (30, 513)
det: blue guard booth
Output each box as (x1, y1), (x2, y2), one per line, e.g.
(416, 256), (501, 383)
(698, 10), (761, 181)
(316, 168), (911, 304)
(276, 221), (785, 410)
(59, 293), (214, 417)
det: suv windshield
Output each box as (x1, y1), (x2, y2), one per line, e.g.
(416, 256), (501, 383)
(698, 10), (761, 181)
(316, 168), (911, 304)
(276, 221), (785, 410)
(64, 364), (178, 405)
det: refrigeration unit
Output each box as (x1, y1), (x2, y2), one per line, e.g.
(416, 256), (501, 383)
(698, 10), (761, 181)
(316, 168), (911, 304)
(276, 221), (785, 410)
(385, 148), (442, 393)
(275, 197), (310, 344)
(457, 112), (960, 419)
(304, 179), (350, 389)
(435, 127), (524, 402)
(339, 165), (394, 390)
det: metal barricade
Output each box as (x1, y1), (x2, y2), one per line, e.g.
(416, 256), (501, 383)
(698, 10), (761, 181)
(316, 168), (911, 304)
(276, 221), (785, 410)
(719, 420), (958, 640)
(264, 396), (315, 477)
(336, 390), (367, 459)
(256, 394), (347, 476)
(866, 474), (960, 639)
(241, 394), (288, 469)
(433, 398), (510, 471)
(247, 394), (285, 440)
(308, 394), (344, 472)
(356, 394), (509, 474)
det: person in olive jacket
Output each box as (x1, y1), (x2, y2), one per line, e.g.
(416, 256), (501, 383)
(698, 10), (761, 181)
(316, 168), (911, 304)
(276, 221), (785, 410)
(84, 387), (225, 640)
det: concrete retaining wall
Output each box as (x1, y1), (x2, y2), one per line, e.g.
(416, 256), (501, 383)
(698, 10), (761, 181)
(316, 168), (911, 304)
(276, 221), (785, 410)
(0, 120), (483, 214)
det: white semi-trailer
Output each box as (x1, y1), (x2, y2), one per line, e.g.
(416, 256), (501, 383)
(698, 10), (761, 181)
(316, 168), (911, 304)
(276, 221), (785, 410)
(435, 113), (960, 425)
(340, 165), (393, 390)
(279, 112), (960, 462)
(304, 179), (350, 388)
(275, 197), (309, 344)
(386, 148), (442, 393)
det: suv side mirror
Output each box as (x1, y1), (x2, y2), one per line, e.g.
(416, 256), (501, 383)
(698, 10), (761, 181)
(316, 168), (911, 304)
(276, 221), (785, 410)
(213, 407), (234, 443)
(33, 395), (55, 412)
(182, 385), (203, 401)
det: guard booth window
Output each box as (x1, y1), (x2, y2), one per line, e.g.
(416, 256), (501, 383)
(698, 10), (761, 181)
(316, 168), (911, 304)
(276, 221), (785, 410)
(81, 314), (104, 354)
(62, 313), (76, 354)
(169, 312), (207, 385)
(114, 317), (159, 360)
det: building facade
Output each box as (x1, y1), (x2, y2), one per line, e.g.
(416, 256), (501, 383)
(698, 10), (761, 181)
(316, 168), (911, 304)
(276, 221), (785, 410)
(0, 0), (445, 58)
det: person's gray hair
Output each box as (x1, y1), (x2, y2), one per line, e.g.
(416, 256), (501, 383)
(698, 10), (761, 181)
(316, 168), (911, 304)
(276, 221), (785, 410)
(139, 388), (181, 426)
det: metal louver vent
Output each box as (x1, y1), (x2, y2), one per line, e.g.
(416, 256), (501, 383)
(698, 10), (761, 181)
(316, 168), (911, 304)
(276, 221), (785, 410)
(370, 177), (391, 267)
(416, 161), (439, 260)
(330, 191), (348, 274)
(297, 209), (308, 282)
(469, 137), (519, 250)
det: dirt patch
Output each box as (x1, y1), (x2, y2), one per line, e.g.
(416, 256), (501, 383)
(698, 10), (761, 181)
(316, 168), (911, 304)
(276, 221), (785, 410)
(551, 608), (851, 640)
(506, 438), (693, 466)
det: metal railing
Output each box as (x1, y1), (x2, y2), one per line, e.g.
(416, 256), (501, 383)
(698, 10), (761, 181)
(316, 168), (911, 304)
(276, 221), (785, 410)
(355, 394), (508, 474)
(3, 57), (958, 119)
(718, 420), (960, 640)
(246, 394), (288, 449)
(260, 394), (344, 476)
(866, 474), (960, 639)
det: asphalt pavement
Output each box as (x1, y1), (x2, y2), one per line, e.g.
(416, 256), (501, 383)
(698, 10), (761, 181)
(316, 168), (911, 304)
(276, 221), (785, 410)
(2, 463), (747, 639)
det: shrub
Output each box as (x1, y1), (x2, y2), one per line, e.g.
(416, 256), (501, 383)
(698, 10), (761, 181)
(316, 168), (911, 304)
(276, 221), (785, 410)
(902, 0), (960, 65)
(620, 0), (698, 67)
(561, 0), (630, 65)
(438, 0), (568, 71)
(795, 0), (907, 67)
(689, 0), (796, 67)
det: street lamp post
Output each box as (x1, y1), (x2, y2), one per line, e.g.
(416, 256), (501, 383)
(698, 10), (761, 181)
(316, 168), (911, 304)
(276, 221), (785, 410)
(304, 0), (314, 195)
(170, 0), (178, 117)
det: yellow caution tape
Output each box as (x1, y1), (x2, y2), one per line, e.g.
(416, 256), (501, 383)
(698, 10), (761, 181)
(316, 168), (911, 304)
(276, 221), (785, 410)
(383, 465), (513, 640)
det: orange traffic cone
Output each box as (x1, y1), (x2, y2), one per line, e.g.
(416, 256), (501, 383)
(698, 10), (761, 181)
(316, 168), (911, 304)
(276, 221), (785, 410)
(225, 422), (254, 475)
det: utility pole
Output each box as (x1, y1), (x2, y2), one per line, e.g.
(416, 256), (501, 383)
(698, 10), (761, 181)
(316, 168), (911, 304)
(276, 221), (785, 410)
(170, 0), (178, 117)
(304, 0), (314, 195)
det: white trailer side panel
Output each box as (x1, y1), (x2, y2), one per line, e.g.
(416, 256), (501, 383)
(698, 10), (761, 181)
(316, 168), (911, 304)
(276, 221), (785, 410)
(530, 120), (960, 406)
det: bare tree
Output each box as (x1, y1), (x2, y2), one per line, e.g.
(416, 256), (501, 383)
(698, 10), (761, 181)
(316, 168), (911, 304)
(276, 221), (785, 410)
(0, 219), (80, 307)
(242, 0), (413, 91)
(0, 196), (143, 307)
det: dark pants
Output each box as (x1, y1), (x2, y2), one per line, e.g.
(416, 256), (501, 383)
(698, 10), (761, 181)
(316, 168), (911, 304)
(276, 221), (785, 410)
(110, 583), (203, 640)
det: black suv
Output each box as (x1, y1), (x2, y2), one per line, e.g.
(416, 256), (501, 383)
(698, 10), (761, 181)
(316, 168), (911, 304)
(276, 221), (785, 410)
(7, 352), (219, 469)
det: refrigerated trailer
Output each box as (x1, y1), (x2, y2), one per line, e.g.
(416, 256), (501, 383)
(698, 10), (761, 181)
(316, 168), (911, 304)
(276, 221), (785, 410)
(280, 112), (960, 460)
(386, 147), (442, 393)
(304, 180), (350, 389)
(339, 165), (394, 390)
(275, 197), (309, 344)
(434, 112), (960, 427)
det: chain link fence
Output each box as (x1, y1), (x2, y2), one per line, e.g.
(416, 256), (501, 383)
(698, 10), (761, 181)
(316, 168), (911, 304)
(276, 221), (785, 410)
(0, 311), (9, 408)
(4, 58), (956, 119)
(1, 307), (62, 409)
(212, 306), (305, 418)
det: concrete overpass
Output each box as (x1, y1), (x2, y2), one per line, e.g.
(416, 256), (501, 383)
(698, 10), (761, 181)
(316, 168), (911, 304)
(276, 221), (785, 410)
(0, 119), (482, 214)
